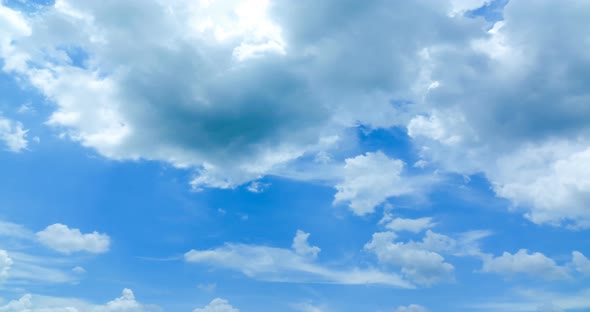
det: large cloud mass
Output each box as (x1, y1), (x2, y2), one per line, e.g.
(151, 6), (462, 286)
(0, 0), (481, 188)
(1, 0), (590, 226)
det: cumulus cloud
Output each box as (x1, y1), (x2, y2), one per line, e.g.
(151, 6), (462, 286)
(406, 0), (590, 228)
(0, 0), (488, 191)
(0, 220), (100, 285)
(185, 230), (412, 288)
(292, 230), (321, 259)
(1, 0), (586, 230)
(481, 249), (570, 280)
(0, 116), (28, 152)
(36, 224), (110, 254)
(365, 231), (454, 286)
(333, 152), (412, 215)
(395, 304), (428, 312)
(193, 298), (239, 312)
(0, 288), (158, 312)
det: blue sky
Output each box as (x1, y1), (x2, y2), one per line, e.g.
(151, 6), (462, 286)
(1, 0), (590, 311)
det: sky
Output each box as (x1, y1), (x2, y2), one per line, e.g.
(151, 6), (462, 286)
(0, 0), (590, 311)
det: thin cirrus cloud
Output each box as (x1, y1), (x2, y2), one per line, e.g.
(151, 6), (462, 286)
(384, 217), (436, 233)
(185, 230), (413, 288)
(0, 250), (13, 279)
(469, 287), (590, 312)
(0, 220), (110, 285)
(0, 288), (160, 312)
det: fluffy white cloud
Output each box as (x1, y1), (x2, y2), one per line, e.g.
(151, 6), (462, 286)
(333, 152), (412, 215)
(0, 250), (13, 279)
(0, 3), (31, 72)
(185, 230), (412, 288)
(481, 249), (570, 280)
(0, 116), (28, 153)
(292, 230), (321, 259)
(0, 220), (87, 285)
(36, 224), (110, 254)
(193, 298), (238, 312)
(406, 0), (590, 228)
(571, 251), (590, 276)
(385, 217), (436, 233)
(0, 289), (158, 312)
(395, 304), (428, 312)
(365, 231), (454, 286)
(96, 289), (154, 312)
(493, 144), (590, 228)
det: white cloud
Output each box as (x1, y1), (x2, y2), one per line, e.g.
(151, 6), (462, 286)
(364, 228), (490, 286)
(16, 103), (35, 114)
(365, 231), (454, 286)
(481, 249), (570, 280)
(36, 224), (110, 254)
(0, 0), (491, 190)
(469, 288), (590, 312)
(448, 0), (491, 16)
(292, 302), (324, 312)
(537, 303), (564, 312)
(492, 144), (590, 228)
(0, 116), (28, 153)
(0, 250), (13, 279)
(185, 231), (412, 288)
(385, 217), (436, 233)
(197, 283), (217, 293)
(193, 298), (238, 312)
(0, 220), (90, 285)
(245, 181), (270, 193)
(96, 289), (154, 312)
(423, 230), (491, 257)
(395, 304), (428, 312)
(0, 288), (159, 312)
(571, 251), (590, 276)
(333, 152), (412, 215)
(0, 220), (35, 240)
(1, 0), (587, 232)
(0, 3), (31, 72)
(6, 251), (79, 285)
(291, 230), (321, 259)
(408, 113), (465, 146)
(406, 0), (590, 228)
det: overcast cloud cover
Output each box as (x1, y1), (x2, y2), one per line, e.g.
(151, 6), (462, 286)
(0, 0), (589, 311)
